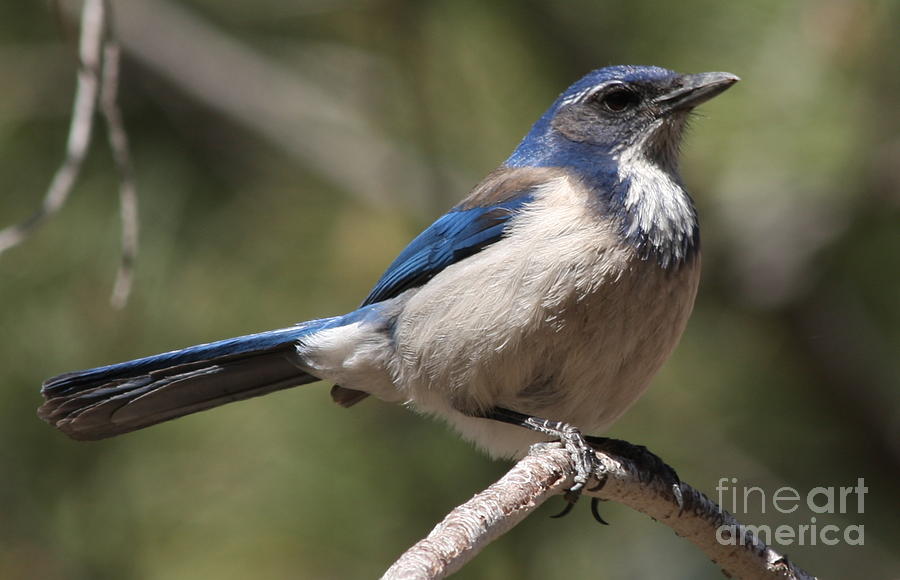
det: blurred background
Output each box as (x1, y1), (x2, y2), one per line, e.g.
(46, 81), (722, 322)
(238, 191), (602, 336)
(1, 1), (898, 578)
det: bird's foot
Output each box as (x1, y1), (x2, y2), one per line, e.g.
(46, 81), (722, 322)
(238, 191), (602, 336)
(481, 407), (609, 520)
(522, 417), (606, 517)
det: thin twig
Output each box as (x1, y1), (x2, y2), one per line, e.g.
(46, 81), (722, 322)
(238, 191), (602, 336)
(384, 444), (817, 580)
(98, 4), (139, 309)
(2, 0), (140, 308)
(0, 0), (104, 255)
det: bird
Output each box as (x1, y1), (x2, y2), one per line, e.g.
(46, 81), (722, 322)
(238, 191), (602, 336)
(39, 65), (738, 492)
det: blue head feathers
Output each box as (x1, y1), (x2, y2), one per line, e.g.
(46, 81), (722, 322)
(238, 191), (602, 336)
(507, 65), (738, 267)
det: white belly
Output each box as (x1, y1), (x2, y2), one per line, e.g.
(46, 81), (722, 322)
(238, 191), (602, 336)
(388, 178), (701, 458)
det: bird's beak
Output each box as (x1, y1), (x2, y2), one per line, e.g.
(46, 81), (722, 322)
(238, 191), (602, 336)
(656, 72), (740, 112)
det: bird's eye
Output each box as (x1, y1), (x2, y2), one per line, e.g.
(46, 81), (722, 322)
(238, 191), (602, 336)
(595, 87), (641, 113)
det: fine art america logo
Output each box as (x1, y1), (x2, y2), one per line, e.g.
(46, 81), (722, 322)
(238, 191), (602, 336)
(715, 477), (866, 547)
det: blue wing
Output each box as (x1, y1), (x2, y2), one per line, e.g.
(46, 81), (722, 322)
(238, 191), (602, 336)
(362, 195), (531, 305)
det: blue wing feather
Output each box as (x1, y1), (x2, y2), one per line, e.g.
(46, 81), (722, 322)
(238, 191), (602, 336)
(362, 196), (531, 305)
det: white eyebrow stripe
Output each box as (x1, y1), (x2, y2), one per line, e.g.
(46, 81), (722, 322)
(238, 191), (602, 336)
(558, 86), (596, 107)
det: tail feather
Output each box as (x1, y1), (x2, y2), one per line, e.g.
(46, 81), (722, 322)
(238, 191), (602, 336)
(39, 319), (337, 440)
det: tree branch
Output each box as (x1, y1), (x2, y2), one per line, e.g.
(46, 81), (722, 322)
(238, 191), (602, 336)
(98, 4), (139, 309)
(0, 0), (104, 255)
(1, 0), (140, 308)
(383, 442), (817, 580)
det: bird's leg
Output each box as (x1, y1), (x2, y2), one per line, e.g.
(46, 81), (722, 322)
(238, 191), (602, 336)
(481, 407), (603, 508)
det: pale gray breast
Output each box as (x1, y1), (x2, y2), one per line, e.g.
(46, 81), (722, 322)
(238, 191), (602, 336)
(390, 176), (701, 435)
(538, 254), (701, 432)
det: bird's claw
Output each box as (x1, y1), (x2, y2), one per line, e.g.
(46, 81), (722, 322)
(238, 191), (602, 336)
(546, 424), (609, 520)
(558, 423), (600, 496)
(590, 498), (610, 525)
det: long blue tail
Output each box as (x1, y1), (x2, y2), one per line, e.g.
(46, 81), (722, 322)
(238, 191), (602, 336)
(39, 317), (338, 440)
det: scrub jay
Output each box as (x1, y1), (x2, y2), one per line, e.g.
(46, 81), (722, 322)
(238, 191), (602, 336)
(39, 65), (738, 492)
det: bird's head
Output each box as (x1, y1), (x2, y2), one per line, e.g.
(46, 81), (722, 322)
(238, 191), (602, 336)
(507, 65), (739, 173)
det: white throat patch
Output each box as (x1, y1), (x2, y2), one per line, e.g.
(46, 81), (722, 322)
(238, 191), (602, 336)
(613, 124), (697, 265)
